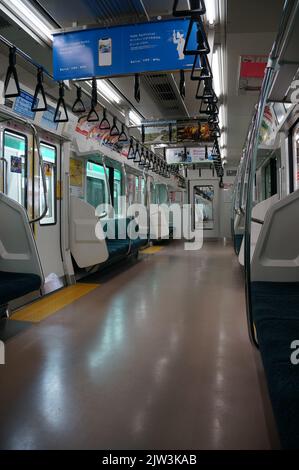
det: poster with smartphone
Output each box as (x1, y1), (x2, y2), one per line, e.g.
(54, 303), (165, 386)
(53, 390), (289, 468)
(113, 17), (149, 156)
(53, 18), (198, 80)
(98, 38), (112, 66)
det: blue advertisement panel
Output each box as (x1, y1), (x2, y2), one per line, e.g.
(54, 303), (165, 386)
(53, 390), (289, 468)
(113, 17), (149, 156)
(13, 90), (36, 120)
(53, 19), (197, 80)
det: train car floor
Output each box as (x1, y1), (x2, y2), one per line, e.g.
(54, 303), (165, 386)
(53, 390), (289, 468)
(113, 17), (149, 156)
(0, 240), (279, 450)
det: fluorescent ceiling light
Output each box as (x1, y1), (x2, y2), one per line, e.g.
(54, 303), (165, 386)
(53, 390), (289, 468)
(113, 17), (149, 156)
(96, 80), (121, 104)
(205, 0), (217, 25)
(85, 80), (122, 105)
(0, 0), (53, 44)
(212, 48), (221, 98)
(129, 110), (142, 126)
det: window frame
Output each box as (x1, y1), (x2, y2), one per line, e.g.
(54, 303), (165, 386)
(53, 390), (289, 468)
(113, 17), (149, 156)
(86, 159), (108, 209)
(39, 141), (57, 226)
(289, 118), (299, 193)
(2, 128), (28, 209)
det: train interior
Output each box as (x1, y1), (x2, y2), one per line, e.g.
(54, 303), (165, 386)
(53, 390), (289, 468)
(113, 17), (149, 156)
(0, 0), (299, 453)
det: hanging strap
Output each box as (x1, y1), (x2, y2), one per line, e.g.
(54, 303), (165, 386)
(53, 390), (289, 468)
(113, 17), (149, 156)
(31, 68), (47, 112)
(4, 47), (21, 98)
(72, 86), (86, 113)
(87, 77), (99, 122)
(54, 81), (69, 123)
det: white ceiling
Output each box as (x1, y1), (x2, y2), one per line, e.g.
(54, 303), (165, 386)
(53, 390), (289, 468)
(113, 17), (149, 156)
(226, 0), (285, 164)
(0, 0), (287, 165)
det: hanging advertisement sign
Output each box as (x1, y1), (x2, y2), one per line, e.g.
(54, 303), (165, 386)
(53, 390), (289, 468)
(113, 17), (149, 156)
(166, 146), (213, 164)
(177, 123), (201, 142)
(53, 19), (197, 80)
(75, 115), (127, 153)
(144, 124), (177, 144)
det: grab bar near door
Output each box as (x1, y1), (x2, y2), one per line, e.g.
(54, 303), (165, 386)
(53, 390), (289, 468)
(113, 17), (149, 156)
(0, 108), (48, 223)
(28, 122), (48, 224)
(0, 157), (8, 193)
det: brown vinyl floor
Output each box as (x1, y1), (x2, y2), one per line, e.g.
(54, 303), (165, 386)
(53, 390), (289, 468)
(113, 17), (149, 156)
(0, 240), (279, 449)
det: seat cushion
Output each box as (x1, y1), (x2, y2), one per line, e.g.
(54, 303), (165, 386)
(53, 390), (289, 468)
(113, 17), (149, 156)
(251, 282), (299, 449)
(106, 240), (129, 258)
(130, 237), (148, 250)
(0, 271), (42, 305)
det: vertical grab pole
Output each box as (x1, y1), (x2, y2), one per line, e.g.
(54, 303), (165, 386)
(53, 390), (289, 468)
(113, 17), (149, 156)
(0, 158), (8, 194)
(102, 157), (112, 214)
(28, 122), (48, 224)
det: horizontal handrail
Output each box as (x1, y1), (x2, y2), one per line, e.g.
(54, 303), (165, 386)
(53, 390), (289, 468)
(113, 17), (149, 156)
(0, 108), (48, 223)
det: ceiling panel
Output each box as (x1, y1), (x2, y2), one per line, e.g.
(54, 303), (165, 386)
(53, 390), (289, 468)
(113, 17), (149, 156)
(226, 0), (285, 164)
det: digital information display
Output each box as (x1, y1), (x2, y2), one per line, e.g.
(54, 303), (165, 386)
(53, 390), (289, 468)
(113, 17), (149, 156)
(53, 18), (197, 80)
(13, 90), (37, 120)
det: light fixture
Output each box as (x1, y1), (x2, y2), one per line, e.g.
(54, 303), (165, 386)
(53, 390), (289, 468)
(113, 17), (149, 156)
(129, 110), (142, 126)
(97, 80), (121, 104)
(205, 0), (217, 25)
(0, 0), (53, 45)
(212, 48), (221, 97)
(85, 79), (122, 105)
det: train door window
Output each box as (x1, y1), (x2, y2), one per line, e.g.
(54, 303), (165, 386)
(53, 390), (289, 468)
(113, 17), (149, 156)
(141, 177), (146, 205)
(135, 176), (140, 203)
(2, 130), (27, 207)
(293, 125), (299, 191)
(194, 185), (214, 230)
(40, 143), (57, 225)
(86, 161), (107, 208)
(134, 176), (146, 204)
(158, 184), (168, 204)
(113, 168), (122, 215)
(127, 173), (136, 205)
(264, 158), (277, 199)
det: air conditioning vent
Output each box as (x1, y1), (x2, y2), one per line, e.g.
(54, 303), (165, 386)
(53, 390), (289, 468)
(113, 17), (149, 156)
(142, 73), (187, 118)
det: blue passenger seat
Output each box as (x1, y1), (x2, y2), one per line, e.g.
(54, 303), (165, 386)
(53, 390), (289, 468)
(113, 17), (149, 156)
(102, 218), (148, 262)
(251, 281), (299, 449)
(0, 271), (41, 307)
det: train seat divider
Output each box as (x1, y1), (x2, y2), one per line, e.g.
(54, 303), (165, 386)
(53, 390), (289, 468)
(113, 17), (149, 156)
(0, 193), (43, 316)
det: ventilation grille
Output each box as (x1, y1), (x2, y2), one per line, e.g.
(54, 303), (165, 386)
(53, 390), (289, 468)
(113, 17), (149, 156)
(85, 0), (146, 26)
(142, 73), (186, 117)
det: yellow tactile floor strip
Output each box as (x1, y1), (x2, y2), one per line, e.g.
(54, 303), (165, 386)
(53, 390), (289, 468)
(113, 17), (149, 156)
(11, 284), (99, 323)
(141, 246), (163, 254)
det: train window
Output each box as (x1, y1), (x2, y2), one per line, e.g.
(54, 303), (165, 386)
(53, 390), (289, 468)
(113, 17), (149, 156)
(292, 124), (299, 191)
(86, 161), (107, 208)
(127, 173), (136, 205)
(156, 184), (168, 204)
(134, 175), (142, 204)
(141, 177), (146, 205)
(264, 157), (277, 199)
(40, 143), (57, 225)
(113, 168), (122, 215)
(2, 130), (27, 207)
(194, 185), (214, 230)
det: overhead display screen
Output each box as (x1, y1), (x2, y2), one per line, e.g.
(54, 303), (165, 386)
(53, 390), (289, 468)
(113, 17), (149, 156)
(53, 18), (197, 80)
